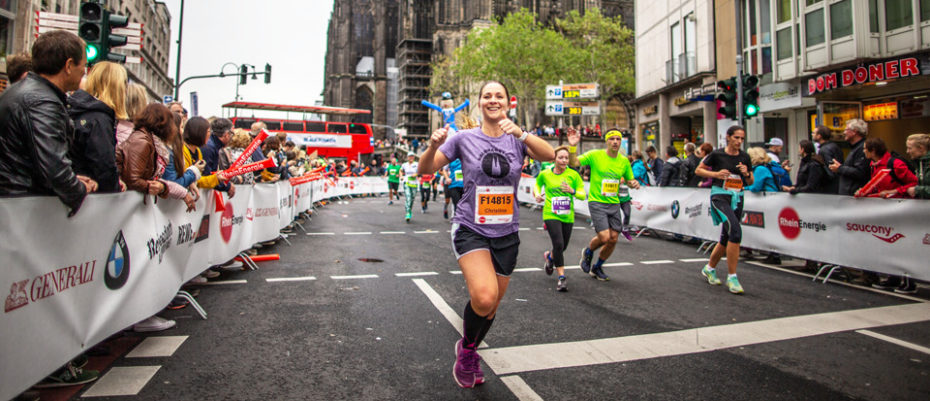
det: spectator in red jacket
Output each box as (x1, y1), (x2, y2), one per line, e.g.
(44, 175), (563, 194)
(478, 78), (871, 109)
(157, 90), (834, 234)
(858, 137), (917, 198)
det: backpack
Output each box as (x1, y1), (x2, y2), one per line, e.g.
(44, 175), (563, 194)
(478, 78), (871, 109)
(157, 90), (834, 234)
(886, 151), (916, 185)
(678, 158), (697, 187)
(765, 161), (791, 190)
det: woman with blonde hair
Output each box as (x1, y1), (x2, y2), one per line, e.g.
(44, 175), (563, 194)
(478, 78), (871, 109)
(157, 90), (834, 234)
(218, 130), (256, 185)
(68, 61), (127, 193)
(117, 82), (149, 145)
(745, 147), (779, 192)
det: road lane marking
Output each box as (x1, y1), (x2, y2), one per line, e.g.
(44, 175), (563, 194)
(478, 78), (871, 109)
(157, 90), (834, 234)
(266, 276), (317, 283)
(414, 230), (438, 234)
(306, 232), (335, 236)
(199, 280), (247, 285)
(679, 258), (709, 263)
(344, 231), (372, 235)
(480, 302), (930, 375)
(519, 228), (531, 231)
(573, 226), (587, 230)
(395, 272), (439, 277)
(450, 270), (463, 275)
(856, 330), (930, 355)
(641, 260), (674, 265)
(380, 231), (405, 234)
(500, 376), (544, 401)
(331, 274), (378, 280)
(513, 268), (542, 272)
(126, 336), (188, 358)
(81, 366), (161, 397)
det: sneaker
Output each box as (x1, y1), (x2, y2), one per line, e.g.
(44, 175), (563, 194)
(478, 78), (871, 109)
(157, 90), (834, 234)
(621, 230), (633, 242)
(33, 363), (98, 388)
(557, 276), (567, 292)
(579, 248), (593, 274)
(221, 261), (245, 271)
(543, 251), (554, 276)
(453, 339), (483, 388)
(701, 265), (721, 285)
(202, 269), (220, 279)
(405, 213), (411, 223)
(389, 200), (394, 205)
(894, 277), (918, 294)
(591, 266), (609, 281)
(133, 316), (176, 332)
(726, 275), (744, 294)
(167, 296), (188, 310)
(187, 275), (207, 285)
(444, 208), (449, 219)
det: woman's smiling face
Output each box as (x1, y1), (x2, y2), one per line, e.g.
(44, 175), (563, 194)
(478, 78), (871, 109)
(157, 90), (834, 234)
(479, 82), (508, 122)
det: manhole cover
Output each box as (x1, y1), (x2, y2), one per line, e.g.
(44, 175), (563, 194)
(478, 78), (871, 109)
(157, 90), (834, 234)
(358, 258), (384, 263)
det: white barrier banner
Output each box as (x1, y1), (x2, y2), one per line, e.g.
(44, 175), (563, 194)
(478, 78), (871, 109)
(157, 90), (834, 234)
(0, 177), (389, 399)
(518, 177), (930, 281)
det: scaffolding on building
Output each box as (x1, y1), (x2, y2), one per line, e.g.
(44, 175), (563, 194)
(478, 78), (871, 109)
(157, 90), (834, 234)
(396, 38), (432, 139)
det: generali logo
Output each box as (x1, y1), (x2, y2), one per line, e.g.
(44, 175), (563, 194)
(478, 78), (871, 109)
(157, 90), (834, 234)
(846, 223), (906, 243)
(5, 259), (98, 313)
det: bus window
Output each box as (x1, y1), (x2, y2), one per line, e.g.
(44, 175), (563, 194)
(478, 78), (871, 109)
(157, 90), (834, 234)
(283, 122), (304, 131)
(306, 121), (326, 132)
(234, 118), (255, 129)
(327, 123), (348, 133)
(349, 123), (369, 134)
(263, 121), (281, 130)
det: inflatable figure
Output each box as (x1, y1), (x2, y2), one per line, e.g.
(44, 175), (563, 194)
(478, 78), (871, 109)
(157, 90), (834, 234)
(421, 92), (469, 132)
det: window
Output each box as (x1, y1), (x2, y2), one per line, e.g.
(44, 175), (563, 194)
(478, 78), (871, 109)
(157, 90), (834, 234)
(263, 121), (281, 130)
(870, 0), (880, 32)
(830, 0), (853, 39)
(777, 0), (792, 23)
(776, 28), (793, 60)
(349, 124), (368, 134)
(306, 122), (326, 132)
(684, 13), (696, 77)
(806, 0), (822, 5)
(805, 8), (825, 46)
(670, 21), (681, 80)
(885, 0), (912, 30)
(327, 123), (348, 134)
(283, 122), (304, 131)
(921, 0), (930, 22)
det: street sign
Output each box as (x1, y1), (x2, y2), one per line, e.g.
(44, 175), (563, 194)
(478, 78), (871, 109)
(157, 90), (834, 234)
(190, 91), (199, 117)
(545, 101), (600, 116)
(546, 83), (599, 99)
(163, 95), (173, 104)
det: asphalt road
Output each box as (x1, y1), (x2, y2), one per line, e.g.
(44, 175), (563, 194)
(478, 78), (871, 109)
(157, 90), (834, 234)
(74, 195), (930, 401)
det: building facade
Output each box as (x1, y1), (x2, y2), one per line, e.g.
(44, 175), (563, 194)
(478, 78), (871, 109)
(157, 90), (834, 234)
(0, 0), (172, 102)
(634, 0), (719, 154)
(324, 0), (634, 140)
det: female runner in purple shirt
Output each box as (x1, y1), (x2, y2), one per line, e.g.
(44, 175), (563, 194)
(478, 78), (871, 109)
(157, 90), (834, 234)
(418, 81), (554, 388)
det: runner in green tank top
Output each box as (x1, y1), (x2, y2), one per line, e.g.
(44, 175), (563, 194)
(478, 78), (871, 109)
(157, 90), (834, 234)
(535, 146), (586, 291)
(567, 129), (640, 281)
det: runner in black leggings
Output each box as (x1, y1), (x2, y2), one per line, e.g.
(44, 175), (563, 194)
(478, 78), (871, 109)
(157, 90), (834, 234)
(695, 125), (753, 294)
(535, 146), (586, 291)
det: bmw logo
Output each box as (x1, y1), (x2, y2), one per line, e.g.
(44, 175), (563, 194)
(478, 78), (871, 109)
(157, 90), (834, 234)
(105, 230), (131, 290)
(671, 200), (680, 219)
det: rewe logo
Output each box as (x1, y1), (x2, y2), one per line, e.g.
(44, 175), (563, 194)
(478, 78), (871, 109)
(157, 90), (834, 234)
(778, 208), (800, 240)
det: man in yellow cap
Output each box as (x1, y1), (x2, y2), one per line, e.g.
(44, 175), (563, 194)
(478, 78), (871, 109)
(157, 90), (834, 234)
(567, 128), (639, 281)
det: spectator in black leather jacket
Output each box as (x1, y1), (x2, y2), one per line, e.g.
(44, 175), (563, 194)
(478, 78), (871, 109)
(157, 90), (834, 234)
(0, 30), (96, 216)
(829, 119), (871, 196)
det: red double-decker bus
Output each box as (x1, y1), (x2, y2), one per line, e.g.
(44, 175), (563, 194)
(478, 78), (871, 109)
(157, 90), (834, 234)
(222, 101), (374, 162)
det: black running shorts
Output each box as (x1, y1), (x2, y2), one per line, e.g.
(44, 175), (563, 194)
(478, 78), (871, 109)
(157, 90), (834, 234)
(451, 223), (520, 276)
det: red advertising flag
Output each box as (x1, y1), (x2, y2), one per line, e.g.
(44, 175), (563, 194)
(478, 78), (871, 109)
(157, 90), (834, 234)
(231, 129), (270, 169)
(855, 169), (889, 198)
(220, 158), (276, 180)
(213, 189), (225, 212)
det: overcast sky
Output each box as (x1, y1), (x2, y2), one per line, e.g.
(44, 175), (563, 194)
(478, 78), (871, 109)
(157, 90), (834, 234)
(160, 0), (334, 119)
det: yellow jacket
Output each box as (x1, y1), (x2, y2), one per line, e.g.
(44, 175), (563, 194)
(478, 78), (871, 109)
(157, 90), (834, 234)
(182, 145), (220, 189)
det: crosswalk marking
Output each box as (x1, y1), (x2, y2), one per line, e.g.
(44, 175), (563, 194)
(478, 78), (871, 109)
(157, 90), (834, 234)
(266, 276), (317, 282)
(331, 274), (379, 280)
(857, 329), (930, 355)
(395, 272), (439, 277)
(81, 366), (161, 397)
(126, 336), (188, 358)
(479, 302), (930, 375)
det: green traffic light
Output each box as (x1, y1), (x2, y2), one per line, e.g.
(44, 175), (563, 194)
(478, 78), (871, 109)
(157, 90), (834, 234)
(86, 44), (99, 62)
(745, 103), (759, 117)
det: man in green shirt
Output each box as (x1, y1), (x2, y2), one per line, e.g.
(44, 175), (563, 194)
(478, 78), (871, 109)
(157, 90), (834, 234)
(384, 156), (401, 204)
(535, 146), (586, 291)
(568, 129), (640, 281)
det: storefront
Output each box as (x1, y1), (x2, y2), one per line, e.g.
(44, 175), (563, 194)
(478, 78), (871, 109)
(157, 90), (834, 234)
(636, 102), (659, 152)
(757, 80), (816, 167)
(803, 52), (930, 156)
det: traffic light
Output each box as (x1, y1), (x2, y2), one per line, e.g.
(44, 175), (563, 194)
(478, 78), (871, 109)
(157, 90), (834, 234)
(240, 65), (248, 85)
(264, 63), (272, 84)
(742, 74), (760, 118)
(716, 77), (738, 120)
(78, 1), (104, 64)
(78, 1), (129, 65)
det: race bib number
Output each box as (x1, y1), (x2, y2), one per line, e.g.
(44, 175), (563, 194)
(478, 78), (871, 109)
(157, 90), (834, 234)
(617, 185), (630, 198)
(406, 175), (418, 187)
(551, 196), (571, 215)
(454, 170), (463, 181)
(724, 174), (744, 192)
(601, 179), (620, 197)
(475, 186), (514, 224)
(421, 181), (431, 189)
